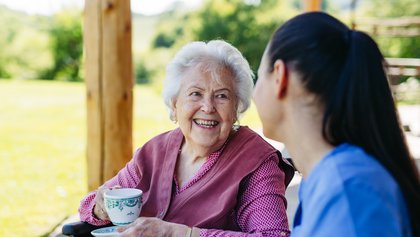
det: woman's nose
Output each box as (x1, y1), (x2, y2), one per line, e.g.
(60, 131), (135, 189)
(201, 97), (215, 113)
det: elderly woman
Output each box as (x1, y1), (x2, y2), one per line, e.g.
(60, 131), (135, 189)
(79, 40), (294, 237)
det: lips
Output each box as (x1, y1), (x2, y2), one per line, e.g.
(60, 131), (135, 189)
(193, 119), (219, 128)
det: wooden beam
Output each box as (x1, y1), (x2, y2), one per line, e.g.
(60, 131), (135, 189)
(84, 0), (133, 191)
(386, 58), (420, 67)
(303, 0), (321, 12)
(84, 0), (102, 192)
(356, 17), (420, 27)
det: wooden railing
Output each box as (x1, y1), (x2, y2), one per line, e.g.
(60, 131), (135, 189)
(386, 57), (420, 84)
(385, 58), (420, 103)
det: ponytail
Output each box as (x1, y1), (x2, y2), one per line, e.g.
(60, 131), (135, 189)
(323, 30), (395, 151)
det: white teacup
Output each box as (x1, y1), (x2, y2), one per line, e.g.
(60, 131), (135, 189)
(104, 188), (143, 226)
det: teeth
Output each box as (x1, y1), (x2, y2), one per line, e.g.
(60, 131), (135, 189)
(194, 119), (219, 127)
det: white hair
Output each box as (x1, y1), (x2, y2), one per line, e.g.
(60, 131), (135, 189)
(162, 40), (254, 120)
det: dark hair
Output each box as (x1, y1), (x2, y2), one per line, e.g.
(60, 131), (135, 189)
(267, 12), (420, 235)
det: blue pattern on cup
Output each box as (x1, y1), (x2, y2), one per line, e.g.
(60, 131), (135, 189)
(105, 196), (142, 212)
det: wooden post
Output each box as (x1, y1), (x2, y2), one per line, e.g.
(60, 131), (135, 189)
(303, 0), (321, 12)
(84, 0), (133, 191)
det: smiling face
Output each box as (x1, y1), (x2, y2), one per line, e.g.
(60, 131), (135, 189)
(173, 65), (237, 153)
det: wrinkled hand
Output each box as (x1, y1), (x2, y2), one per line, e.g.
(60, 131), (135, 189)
(93, 185), (121, 220)
(116, 217), (190, 237)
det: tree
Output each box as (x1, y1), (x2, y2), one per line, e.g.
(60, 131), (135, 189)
(41, 9), (83, 81)
(153, 32), (177, 48)
(0, 6), (52, 79)
(144, 0), (300, 85)
(172, 0), (301, 76)
(192, 0), (285, 74)
(135, 59), (154, 84)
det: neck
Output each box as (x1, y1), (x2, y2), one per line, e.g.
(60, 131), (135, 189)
(181, 144), (211, 162)
(176, 141), (210, 187)
(181, 139), (225, 163)
(279, 104), (334, 178)
(181, 129), (235, 163)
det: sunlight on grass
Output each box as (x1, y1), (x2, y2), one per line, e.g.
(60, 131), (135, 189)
(0, 80), (263, 237)
(0, 80), (86, 237)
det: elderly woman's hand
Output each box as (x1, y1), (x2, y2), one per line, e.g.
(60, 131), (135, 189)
(117, 217), (191, 237)
(93, 185), (121, 220)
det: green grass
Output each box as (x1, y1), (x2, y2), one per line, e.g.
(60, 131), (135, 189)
(0, 80), (262, 237)
(0, 80), (86, 237)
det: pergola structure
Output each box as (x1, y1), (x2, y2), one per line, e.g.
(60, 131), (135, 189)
(82, 0), (322, 191)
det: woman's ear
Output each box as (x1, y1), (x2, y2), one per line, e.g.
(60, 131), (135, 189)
(170, 99), (177, 122)
(273, 59), (288, 99)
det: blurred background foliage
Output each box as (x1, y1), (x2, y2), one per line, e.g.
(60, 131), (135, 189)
(0, 0), (418, 85)
(362, 0), (420, 58)
(40, 10), (83, 81)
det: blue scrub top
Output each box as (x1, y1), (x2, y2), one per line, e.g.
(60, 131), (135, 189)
(291, 143), (412, 237)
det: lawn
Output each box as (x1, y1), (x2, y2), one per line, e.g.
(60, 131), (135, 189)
(0, 80), (262, 237)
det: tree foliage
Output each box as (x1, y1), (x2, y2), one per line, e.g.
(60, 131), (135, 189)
(0, 6), (52, 79)
(193, 0), (296, 73)
(41, 10), (83, 81)
(0, 7), (82, 81)
(153, 32), (177, 48)
(150, 0), (299, 77)
(135, 59), (154, 84)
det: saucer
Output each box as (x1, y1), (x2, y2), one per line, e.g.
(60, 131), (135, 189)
(91, 226), (119, 237)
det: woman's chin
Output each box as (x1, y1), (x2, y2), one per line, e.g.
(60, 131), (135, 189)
(262, 127), (279, 142)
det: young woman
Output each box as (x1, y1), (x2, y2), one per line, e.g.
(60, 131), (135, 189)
(253, 12), (420, 236)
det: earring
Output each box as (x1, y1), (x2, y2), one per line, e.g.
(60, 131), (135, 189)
(232, 117), (240, 131)
(170, 111), (177, 124)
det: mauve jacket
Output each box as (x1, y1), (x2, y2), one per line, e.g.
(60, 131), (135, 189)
(134, 126), (294, 230)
